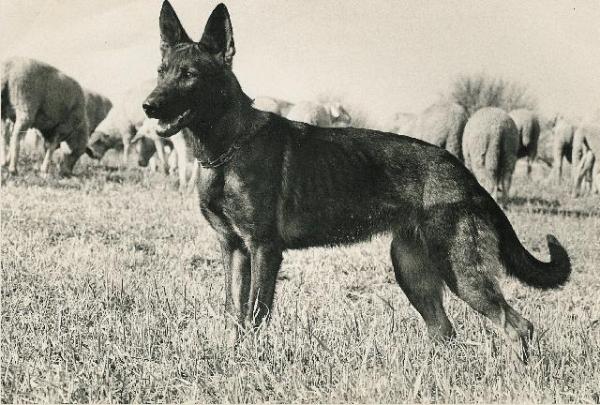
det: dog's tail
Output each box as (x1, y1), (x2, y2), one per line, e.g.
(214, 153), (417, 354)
(497, 212), (571, 289)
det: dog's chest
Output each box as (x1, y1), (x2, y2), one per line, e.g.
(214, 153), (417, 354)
(198, 168), (268, 240)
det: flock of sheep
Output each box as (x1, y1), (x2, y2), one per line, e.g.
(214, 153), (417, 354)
(2, 55), (600, 200)
(387, 101), (600, 199)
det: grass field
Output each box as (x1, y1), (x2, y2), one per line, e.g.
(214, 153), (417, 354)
(2, 152), (599, 403)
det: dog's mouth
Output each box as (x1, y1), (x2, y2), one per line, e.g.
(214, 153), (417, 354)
(156, 109), (195, 137)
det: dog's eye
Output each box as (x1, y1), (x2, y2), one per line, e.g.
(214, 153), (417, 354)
(157, 66), (166, 76)
(181, 70), (196, 79)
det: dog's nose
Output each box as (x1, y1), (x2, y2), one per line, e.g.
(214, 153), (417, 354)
(142, 101), (159, 118)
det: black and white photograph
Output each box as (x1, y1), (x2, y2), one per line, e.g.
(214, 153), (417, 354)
(1, 0), (599, 402)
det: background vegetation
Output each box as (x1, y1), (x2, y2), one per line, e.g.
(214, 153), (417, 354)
(445, 72), (537, 116)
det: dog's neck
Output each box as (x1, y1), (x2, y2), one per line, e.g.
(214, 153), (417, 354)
(187, 75), (260, 166)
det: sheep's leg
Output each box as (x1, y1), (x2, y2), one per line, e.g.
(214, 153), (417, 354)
(148, 156), (158, 172)
(552, 144), (564, 185)
(0, 120), (10, 167)
(592, 162), (600, 194)
(40, 138), (59, 178)
(121, 130), (135, 165)
(574, 151), (595, 196)
(177, 151), (187, 193)
(153, 138), (169, 174)
(171, 136), (188, 192)
(525, 156), (533, 177)
(187, 160), (200, 194)
(168, 148), (178, 178)
(122, 142), (130, 164)
(8, 116), (35, 175)
(31, 131), (42, 153)
(501, 174), (512, 203)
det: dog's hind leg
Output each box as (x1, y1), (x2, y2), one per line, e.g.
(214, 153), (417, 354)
(390, 235), (455, 341)
(444, 218), (534, 362)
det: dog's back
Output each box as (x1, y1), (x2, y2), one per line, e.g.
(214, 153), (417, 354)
(234, 110), (483, 248)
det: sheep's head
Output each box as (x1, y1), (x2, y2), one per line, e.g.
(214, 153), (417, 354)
(327, 102), (352, 127)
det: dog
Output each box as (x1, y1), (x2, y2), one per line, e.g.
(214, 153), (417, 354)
(143, 2), (571, 361)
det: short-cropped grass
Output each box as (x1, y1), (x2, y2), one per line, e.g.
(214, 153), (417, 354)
(2, 155), (599, 403)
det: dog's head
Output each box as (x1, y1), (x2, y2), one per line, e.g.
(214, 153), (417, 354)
(143, 2), (237, 137)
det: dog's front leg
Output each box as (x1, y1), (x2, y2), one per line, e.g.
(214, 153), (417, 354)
(245, 243), (283, 330)
(220, 237), (251, 346)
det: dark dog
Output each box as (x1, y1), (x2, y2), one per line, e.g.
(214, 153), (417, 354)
(144, 2), (571, 360)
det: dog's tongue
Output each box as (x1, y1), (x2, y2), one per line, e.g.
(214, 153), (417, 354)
(156, 119), (179, 137)
(156, 109), (192, 137)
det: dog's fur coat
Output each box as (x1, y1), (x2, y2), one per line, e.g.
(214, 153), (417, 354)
(143, 2), (571, 360)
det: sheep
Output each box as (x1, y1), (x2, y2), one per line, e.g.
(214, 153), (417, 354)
(25, 88), (112, 155)
(551, 117), (576, 184)
(324, 102), (353, 127)
(388, 103), (468, 161)
(253, 96), (294, 116)
(412, 102), (468, 161)
(534, 115), (559, 167)
(85, 79), (155, 165)
(134, 118), (199, 193)
(1, 56), (89, 176)
(286, 101), (352, 127)
(509, 108), (540, 176)
(388, 112), (417, 136)
(462, 107), (519, 201)
(84, 89), (113, 134)
(572, 123), (600, 195)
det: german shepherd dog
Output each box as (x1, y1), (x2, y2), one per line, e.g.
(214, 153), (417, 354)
(144, 2), (571, 360)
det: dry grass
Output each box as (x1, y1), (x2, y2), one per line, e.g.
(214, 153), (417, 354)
(2, 153), (599, 403)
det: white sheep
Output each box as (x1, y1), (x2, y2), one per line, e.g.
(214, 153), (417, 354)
(86, 79), (155, 164)
(462, 107), (519, 201)
(508, 108), (540, 175)
(252, 96), (294, 117)
(1, 57), (89, 176)
(135, 118), (199, 193)
(572, 123), (600, 195)
(286, 101), (352, 127)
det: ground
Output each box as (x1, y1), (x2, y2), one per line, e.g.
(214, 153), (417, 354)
(2, 151), (599, 403)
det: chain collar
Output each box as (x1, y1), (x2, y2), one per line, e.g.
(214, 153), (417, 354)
(196, 102), (260, 169)
(197, 141), (242, 169)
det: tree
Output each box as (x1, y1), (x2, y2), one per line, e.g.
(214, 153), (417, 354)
(447, 73), (537, 116)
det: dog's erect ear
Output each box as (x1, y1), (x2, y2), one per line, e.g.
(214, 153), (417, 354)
(159, 1), (192, 55)
(199, 3), (235, 68)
